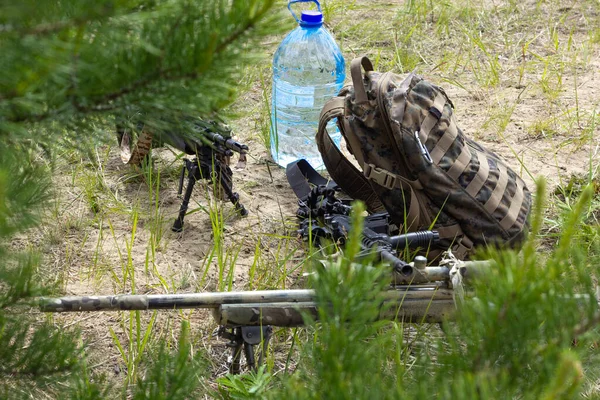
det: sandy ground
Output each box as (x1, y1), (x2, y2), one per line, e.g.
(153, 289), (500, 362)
(37, 0), (599, 383)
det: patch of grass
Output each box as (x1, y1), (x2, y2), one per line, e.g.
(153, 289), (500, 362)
(547, 171), (600, 257)
(216, 365), (273, 399)
(577, 109), (599, 146)
(131, 320), (209, 398)
(205, 197), (236, 292)
(256, 67), (273, 152)
(109, 311), (158, 386)
(402, 0), (436, 22)
(142, 159), (169, 270)
(462, 25), (501, 88)
(481, 99), (517, 140)
(526, 117), (561, 139)
(321, 0), (357, 27)
(105, 208), (139, 293)
(392, 25), (421, 73)
(590, 26), (600, 44)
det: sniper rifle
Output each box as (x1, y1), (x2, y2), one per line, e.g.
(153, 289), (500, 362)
(39, 255), (490, 374)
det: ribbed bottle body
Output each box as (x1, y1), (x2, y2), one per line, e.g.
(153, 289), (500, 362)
(271, 25), (345, 169)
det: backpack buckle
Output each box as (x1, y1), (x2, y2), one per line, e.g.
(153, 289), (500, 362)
(452, 235), (474, 260)
(364, 163), (397, 190)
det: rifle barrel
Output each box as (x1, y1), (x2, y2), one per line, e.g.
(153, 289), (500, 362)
(40, 289), (316, 312)
(389, 230), (440, 249)
(39, 262), (493, 326)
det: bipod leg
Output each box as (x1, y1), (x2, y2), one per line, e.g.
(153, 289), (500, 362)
(258, 326), (272, 367)
(221, 327), (244, 375)
(172, 158), (198, 232)
(215, 163), (248, 217)
(231, 342), (243, 375)
(244, 342), (256, 371)
(219, 326), (272, 374)
(241, 326), (272, 372)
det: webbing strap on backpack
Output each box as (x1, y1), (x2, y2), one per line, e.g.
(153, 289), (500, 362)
(315, 98), (383, 213)
(350, 56), (374, 104)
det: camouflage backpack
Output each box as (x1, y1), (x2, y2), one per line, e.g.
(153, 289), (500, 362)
(316, 56), (531, 259)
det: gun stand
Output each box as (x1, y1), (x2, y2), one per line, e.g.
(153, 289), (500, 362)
(172, 148), (248, 232)
(219, 326), (273, 374)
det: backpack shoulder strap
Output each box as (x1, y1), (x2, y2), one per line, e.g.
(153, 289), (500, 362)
(316, 97), (383, 212)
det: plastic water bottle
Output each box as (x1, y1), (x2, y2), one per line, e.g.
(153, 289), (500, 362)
(270, 0), (345, 170)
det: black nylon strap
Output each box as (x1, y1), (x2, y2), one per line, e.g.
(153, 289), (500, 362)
(285, 159), (338, 201)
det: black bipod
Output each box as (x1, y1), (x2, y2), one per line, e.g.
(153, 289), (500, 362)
(218, 326), (273, 374)
(172, 148), (248, 232)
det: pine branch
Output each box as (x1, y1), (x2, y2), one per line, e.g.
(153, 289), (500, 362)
(3, 2), (275, 126)
(0, 1), (128, 37)
(2, 19), (86, 36)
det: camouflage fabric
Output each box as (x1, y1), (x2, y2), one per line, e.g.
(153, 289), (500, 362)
(316, 56), (531, 259)
(119, 129), (153, 165)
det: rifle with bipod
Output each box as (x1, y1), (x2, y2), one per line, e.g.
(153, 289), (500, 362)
(39, 255), (492, 374)
(38, 162), (494, 375)
(39, 190), (485, 374)
(117, 117), (248, 232)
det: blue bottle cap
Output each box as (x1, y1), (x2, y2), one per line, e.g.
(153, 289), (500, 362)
(300, 10), (323, 26)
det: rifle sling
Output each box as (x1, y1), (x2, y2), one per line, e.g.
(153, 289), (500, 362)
(285, 159), (338, 201)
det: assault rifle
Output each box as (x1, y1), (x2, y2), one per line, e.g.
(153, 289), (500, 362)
(296, 185), (442, 283)
(117, 118), (248, 232)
